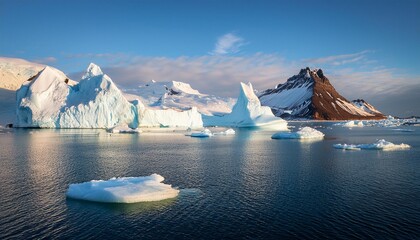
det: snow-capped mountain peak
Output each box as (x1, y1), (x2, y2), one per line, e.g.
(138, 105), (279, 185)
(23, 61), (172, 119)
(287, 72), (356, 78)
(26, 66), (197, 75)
(259, 67), (385, 120)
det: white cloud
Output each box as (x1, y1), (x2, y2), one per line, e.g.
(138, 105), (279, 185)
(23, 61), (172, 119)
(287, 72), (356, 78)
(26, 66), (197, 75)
(210, 33), (245, 55)
(303, 50), (372, 66)
(33, 56), (57, 64)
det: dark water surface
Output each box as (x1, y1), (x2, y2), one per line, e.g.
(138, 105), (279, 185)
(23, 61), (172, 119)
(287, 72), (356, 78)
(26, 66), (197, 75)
(1, 123), (419, 239)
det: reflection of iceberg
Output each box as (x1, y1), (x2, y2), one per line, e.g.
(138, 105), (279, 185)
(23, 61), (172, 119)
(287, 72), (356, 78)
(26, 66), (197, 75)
(203, 83), (288, 129)
(66, 174), (179, 203)
(333, 139), (411, 151)
(272, 127), (324, 139)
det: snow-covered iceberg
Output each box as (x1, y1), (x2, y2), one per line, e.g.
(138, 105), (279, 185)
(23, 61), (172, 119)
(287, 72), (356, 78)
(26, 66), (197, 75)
(124, 80), (235, 116)
(271, 126), (324, 139)
(203, 83), (288, 129)
(16, 63), (203, 129)
(66, 174), (179, 203)
(137, 105), (203, 128)
(333, 139), (411, 151)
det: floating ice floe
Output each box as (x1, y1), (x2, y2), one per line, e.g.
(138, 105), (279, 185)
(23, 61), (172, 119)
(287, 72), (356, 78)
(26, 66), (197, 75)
(391, 128), (415, 132)
(106, 124), (141, 134)
(213, 128), (235, 135)
(335, 116), (420, 128)
(66, 174), (179, 203)
(333, 139), (411, 151)
(342, 120), (364, 128)
(271, 126), (324, 139)
(190, 128), (213, 138)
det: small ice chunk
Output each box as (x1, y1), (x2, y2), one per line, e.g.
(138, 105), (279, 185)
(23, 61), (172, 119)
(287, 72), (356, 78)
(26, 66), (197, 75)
(333, 139), (411, 151)
(271, 127), (324, 139)
(342, 120), (364, 128)
(190, 128), (212, 138)
(107, 125), (141, 134)
(213, 128), (235, 135)
(66, 174), (179, 203)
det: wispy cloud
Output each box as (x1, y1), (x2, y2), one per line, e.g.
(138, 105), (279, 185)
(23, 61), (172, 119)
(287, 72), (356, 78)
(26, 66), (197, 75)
(33, 56), (57, 64)
(304, 50), (372, 66)
(210, 33), (246, 55)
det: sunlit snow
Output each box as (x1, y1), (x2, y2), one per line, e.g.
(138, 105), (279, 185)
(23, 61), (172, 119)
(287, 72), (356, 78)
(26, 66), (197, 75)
(66, 174), (179, 203)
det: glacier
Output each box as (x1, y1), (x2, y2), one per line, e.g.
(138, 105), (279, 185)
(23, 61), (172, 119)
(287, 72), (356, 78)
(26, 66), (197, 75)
(203, 83), (288, 129)
(66, 174), (179, 203)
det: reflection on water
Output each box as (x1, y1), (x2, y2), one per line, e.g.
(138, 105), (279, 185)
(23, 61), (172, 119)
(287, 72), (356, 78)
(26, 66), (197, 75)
(1, 125), (419, 239)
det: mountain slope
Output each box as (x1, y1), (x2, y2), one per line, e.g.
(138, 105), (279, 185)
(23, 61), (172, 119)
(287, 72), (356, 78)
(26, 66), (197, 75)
(258, 68), (385, 120)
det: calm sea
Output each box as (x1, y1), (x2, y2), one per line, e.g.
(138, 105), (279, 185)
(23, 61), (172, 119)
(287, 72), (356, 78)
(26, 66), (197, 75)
(0, 122), (419, 239)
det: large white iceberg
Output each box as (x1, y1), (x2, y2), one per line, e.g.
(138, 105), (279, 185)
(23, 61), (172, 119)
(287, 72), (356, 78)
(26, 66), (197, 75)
(203, 83), (288, 129)
(333, 139), (411, 151)
(66, 174), (179, 203)
(16, 63), (203, 129)
(271, 126), (324, 139)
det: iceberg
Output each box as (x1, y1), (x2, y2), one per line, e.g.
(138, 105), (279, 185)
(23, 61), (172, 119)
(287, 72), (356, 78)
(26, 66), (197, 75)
(339, 120), (364, 128)
(271, 126), (324, 139)
(190, 128), (213, 138)
(124, 80), (235, 116)
(106, 124), (141, 134)
(66, 174), (179, 203)
(137, 105), (203, 128)
(333, 139), (411, 151)
(203, 83), (288, 129)
(15, 63), (203, 129)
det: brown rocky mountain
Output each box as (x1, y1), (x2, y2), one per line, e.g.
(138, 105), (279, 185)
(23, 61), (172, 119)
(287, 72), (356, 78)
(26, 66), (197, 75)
(258, 67), (385, 120)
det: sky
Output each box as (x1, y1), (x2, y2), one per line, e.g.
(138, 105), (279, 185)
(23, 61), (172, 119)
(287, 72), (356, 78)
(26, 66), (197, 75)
(1, 0), (419, 116)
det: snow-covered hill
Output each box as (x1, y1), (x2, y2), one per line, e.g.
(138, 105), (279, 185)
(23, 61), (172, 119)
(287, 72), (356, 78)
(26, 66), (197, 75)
(123, 80), (235, 116)
(258, 68), (385, 120)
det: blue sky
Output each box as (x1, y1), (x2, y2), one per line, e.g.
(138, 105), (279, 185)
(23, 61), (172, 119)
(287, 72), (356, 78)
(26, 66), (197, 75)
(1, 0), (419, 116)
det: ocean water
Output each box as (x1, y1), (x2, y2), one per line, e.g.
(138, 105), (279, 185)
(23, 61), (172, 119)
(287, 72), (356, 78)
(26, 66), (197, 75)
(0, 122), (419, 239)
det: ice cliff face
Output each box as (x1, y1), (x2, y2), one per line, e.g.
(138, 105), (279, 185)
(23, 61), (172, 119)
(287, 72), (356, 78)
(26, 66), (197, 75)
(58, 63), (137, 128)
(203, 82), (288, 129)
(258, 68), (385, 120)
(16, 63), (203, 128)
